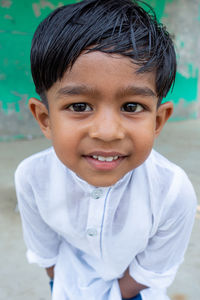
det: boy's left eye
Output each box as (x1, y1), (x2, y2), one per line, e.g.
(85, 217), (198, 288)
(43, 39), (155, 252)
(67, 103), (92, 112)
(121, 103), (144, 113)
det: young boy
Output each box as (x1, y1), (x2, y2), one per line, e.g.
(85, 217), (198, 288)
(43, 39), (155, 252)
(15, 0), (197, 299)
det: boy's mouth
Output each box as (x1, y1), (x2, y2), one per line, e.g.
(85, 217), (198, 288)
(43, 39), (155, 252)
(83, 152), (127, 171)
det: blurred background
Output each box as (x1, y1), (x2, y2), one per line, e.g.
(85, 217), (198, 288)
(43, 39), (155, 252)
(0, 0), (200, 299)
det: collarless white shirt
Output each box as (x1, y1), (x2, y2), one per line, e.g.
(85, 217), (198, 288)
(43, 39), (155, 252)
(15, 147), (197, 300)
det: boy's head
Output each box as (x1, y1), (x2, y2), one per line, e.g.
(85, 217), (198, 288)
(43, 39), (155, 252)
(31, 0), (176, 106)
(29, 0), (175, 187)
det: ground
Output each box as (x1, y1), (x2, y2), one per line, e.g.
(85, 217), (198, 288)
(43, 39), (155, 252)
(0, 119), (199, 300)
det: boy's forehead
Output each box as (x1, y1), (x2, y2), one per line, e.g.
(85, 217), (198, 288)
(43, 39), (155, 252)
(66, 51), (140, 75)
(50, 51), (157, 97)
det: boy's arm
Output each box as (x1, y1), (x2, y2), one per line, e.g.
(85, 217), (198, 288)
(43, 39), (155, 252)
(46, 266), (55, 279)
(119, 269), (147, 299)
(15, 166), (61, 271)
(124, 170), (197, 295)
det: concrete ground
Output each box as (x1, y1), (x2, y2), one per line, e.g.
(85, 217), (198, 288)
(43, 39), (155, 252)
(0, 120), (200, 300)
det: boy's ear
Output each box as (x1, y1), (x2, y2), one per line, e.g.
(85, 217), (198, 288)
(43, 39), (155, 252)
(155, 101), (173, 137)
(29, 97), (52, 139)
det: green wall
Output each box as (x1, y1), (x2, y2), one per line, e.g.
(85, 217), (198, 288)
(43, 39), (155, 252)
(0, 0), (199, 140)
(0, 0), (77, 113)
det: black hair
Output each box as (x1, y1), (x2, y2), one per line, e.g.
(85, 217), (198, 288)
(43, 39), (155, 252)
(31, 0), (176, 106)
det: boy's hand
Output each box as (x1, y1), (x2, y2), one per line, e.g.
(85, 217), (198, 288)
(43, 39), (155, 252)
(118, 269), (147, 299)
(46, 265), (55, 279)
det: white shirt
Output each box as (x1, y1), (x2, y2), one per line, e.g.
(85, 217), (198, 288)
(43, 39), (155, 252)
(15, 147), (197, 300)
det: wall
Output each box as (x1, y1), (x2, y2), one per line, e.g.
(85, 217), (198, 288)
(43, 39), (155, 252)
(0, 0), (75, 141)
(152, 0), (200, 120)
(0, 0), (199, 140)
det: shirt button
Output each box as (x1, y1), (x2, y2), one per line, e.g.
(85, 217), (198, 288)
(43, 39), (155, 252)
(87, 228), (98, 237)
(91, 188), (103, 199)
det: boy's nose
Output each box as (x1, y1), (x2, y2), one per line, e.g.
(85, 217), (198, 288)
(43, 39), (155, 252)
(89, 110), (125, 142)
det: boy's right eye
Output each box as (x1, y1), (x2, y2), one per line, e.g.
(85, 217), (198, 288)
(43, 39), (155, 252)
(67, 103), (92, 112)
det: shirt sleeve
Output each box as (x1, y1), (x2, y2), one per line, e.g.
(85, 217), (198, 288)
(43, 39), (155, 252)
(15, 165), (61, 268)
(129, 169), (197, 289)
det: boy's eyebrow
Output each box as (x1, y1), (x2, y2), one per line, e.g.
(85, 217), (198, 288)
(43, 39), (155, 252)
(56, 84), (156, 98)
(116, 85), (156, 98)
(56, 85), (99, 97)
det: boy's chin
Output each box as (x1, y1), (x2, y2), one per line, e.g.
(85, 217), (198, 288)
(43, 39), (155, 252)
(80, 174), (123, 187)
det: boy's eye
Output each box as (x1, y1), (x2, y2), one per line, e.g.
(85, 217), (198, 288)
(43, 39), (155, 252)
(67, 103), (92, 112)
(121, 103), (143, 113)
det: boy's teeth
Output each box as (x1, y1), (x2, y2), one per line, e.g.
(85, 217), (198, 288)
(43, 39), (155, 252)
(99, 156), (106, 161)
(92, 155), (119, 161)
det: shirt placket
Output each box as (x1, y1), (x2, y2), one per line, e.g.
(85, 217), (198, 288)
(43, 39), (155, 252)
(86, 187), (110, 259)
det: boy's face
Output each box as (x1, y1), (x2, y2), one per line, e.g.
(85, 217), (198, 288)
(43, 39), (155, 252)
(30, 52), (173, 187)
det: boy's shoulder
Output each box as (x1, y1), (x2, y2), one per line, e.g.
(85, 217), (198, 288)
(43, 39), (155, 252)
(15, 147), (55, 183)
(146, 149), (193, 190)
(145, 149), (196, 214)
(147, 149), (187, 180)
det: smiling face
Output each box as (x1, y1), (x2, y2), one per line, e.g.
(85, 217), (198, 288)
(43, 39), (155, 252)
(29, 52), (173, 187)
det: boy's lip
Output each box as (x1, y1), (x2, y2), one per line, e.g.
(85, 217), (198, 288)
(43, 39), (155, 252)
(84, 151), (127, 157)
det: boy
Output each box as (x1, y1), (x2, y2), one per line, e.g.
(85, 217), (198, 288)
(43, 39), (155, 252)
(15, 0), (197, 299)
